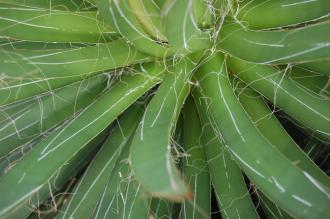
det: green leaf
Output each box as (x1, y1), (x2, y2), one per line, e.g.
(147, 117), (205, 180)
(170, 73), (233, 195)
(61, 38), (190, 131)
(236, 0), (330, 29)
(1, 129), (108, 219)
(299, 60), (330, 76)
(181, 96), (211, 219)
(227, 56), (330, 142)
(219, 20), (330, 64)
(0, 0), (90, 10)
(0, 38), (89, 50)
(258, 192), (292, 219)
(127, 0), (167, 42)
(0, 97), (35, 124)
(0, 39), (150, 105)
(96, 0), (171, 58)
(149, 198), (174, 218)
(60, 104), (143, 218)
(0, 3), (116, 42)
(0, 74), (107, 158)
(192, 0), (213, 29)
(130, 57), (197, 200)
(194, 52), (330, 219)
(287, 65), (330, 97)
(164, 0), (211, 54)
(193, 88), (259, 219)
(0, 63), (164, 218)
(93, 137), (150, 219)
(232, 80), (330, 187)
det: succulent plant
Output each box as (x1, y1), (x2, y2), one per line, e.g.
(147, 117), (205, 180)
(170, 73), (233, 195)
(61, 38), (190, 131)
(0, 0), (329, 218)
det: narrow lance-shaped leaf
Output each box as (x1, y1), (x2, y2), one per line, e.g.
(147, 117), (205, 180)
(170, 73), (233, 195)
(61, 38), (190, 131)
(232, 82), (327, 217)
(304, 138), (324, 161)
(232, 80), (325, 219)
(194, 52), (330, 219)
(2, 128), (109, 219)
(0, 3), (117, 43)
(227, 56), (330, 143)
(192, 87), (259, 219)
(60, 104), (143, 219)
(232, 79), (330, 187)
(257, 192), (292, 219)
(181, 96), (211, 219)
(149, 198), (174, 219)
(0, 74), (108, 158)
(0, 136), (44, 177)
(127, 0), (167, 42)
(0, 0), (91, 10)
(117, 162), (151, 219)
(286, 65), (330, 97)
(96, 0), (171, 58)
(0, 97), (36, 124)
(149, 114), (185, 218)
(218, 20), (330, 64)
(236, 0), (330, 29)
(0, 63), (164, 218)
(0, 39), (150, 105)
(130, 57), (197, 200)
(93, 134), (150, 219)
(0, 38), (89, 51)
(192, 0), (213, 29)
(164, 0), (211, 54)
(299, 60), (330, 76)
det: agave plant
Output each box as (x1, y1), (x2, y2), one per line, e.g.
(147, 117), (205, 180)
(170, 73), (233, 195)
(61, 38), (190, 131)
(0, 0), (329, 218)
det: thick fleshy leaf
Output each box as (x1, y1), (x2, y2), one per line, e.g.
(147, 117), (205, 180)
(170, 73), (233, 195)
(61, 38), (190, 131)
(227, 57), (330, 142)
(0, 39), (150, 105)
(233, 79), (329, 187)
(193, 89), (259, 219)
(194, 52), (330, 219)
(149, 198), (174, 218)
(93, 137), (150, 219)
(0, 130), (108, 219)
(219, 20), (330, 64)
(236, 0), (330, 29)
(0, 63), (164, 218)
(287, 65), (330, 97)
(164, 0), (211, 54)
(0, 74), (107, 157)
(181, 96), (211, 219)
(0, 3), (116, 43)
(299, 60), (330, 76)
(96, 0), (171, 57)
(257, 192), (292, 219)
(192, 0), (213, 29)
(130, 57), (197, 200)
(127, 0), (167, 42)
(60, 105), (143, 218)
(0, 0), (90, 10)
(0, 39), (89, 50)
(0, 97), (35, 124)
